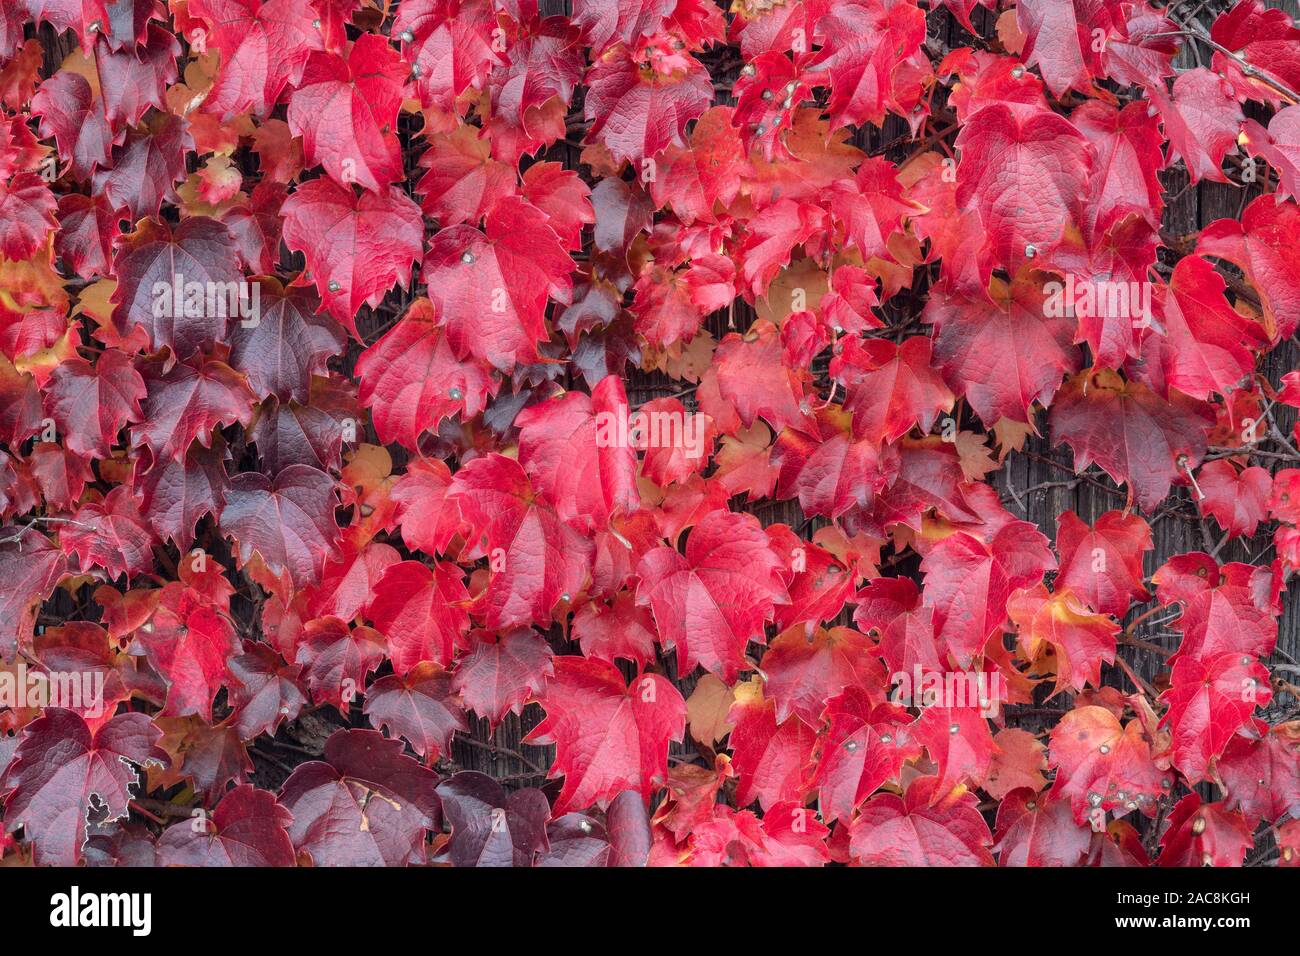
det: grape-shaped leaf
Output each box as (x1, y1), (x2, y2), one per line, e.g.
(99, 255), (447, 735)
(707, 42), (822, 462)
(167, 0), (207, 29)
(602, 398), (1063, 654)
(1048, 705), (1168, 824)
(1160, 651), (1272, 784)
(228, 279), (346, 403)
(955, 102), (1094, 275)
(43, 347), (146, 459)
(1050, 368), (1213, 512)
(635, 508), (787, 681)
(993, 789), (1093, 867)
(422, 196), (573, 371)
(2, 709), (166, 866)
(363, 662), (466, 761)
(220, 463), (341, 588)
(0, 530), (66, 659)
(583, 37), (712, 166)
(280, 177), (424, 337)
(447, 453), (593, 630)
(725, 677), (816, 811)
(847, 776), (994, 866)
(64, 485), (157, 579)
(279, 728), (441, 866)
(188, 0), (323, 119)
(132, 354), (256, 466)
(356, 298), (498, 451)
(435, 771), (551, 867)
(451, 627), (554, 727)
(919, 520), (1055, 667)
(287, 32), (408, 191)
(364, 559), (470, 674)
(110, 217), (245, 361)
(515, 375), (640, 533)
(157, 784), (295, 866)
(1054, 509), (1152, 618)
(526, 656), (685, 813)
(1156, 793), (1253, 867)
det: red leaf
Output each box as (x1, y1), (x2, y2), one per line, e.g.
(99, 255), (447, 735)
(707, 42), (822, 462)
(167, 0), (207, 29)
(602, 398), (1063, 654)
(391, 456), (464, 557)
(227, 643), (308, 740)
(760, 625), (882, 727)
(1216, 723), (1300, 826)
(1054, 509), (1152, 618)
(572, 591), (659, 667)
(287, 32), (409, 191)
(3, 708), (166, 866)
(925, 274), (1080, 426)
(812, 691), (919, 823)
(228, 279), (345, 404)
(435, 770), (550, 867)
(526, 656), (685, 813)
(0, 172), (56, 260)
(772, 406), (898, 519)
(416, 123), (517, 226)
(448, 453), (593, 629)
(1048, 705), (1168, 825)
(1050, 368), (1214, 512)
(1160, 651), (1272, 784)
(955, 102), (1094, 275)
(1199, 194), (1300, 341)
(31, 70), (117, 179)
(295, 615), (385, 712)
(365, 559), (470, 674)
(65, 485), (157, 579)
(0, 530), (67, 659)
(422, 196), (573, 371)
(636, 508), (787, 681)
(280, 177), (424, 336)
(356, 298), (498, 451)
(133, 354), (256, 465)
(110, 216), (244, 360)
(915, 703), (995, 797)
(220, 463), (341, 588)
(279, 728), (440, 866)
(726, 677), (816, 811)
(584, 38), (712, 166)
(157, 784), (295, 866)
(993, 789), (1093, 867)
(1007, 584), (1118, 695)
(363, 662), (467, 761)
(307, 533), (399, 622)
(451, 627), (554, 727)
(188, 0), (322, 119)
(516, 375), (640, 533)
(847, 775), (994, 866)
(649, 105), (749, 224)
(1142, 255), (1264, 401)
(1015, 0), (1126, 98)
(1198, 460), (1271, 538)
(831, 335), (954, 445)
(136, 593), (242, 718)
(1157, 793), (1253, 867)
(919, 521), (1055, 667)
(43, 347), (146, 459)
(94, 112), (193, 224)
(1150, 68), (1243, 185)
(809, 0), (927, 131)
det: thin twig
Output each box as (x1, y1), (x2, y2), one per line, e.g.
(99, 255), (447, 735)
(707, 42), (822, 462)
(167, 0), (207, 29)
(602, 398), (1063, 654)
(1146, 25), (1300, 103)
